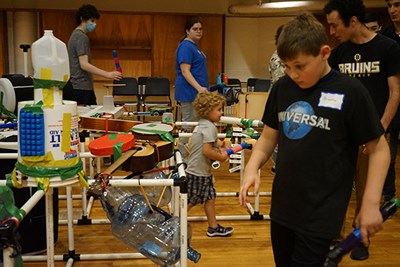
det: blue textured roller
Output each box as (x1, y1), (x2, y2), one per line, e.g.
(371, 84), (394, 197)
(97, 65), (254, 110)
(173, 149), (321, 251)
(19, 109), (45, 156)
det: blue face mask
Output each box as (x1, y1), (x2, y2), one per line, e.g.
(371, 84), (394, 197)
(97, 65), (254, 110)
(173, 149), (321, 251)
(85, 22), (96, 32)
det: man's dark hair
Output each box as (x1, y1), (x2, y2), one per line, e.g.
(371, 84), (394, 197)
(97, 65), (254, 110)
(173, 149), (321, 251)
(365, 12), (382, 25)
(75, 4), (100, 25)
(323, 0), (366, 26)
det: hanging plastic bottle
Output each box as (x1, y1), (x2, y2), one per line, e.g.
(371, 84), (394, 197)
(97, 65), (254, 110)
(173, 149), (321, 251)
(31, 30), (70, 106)
(101, 193), (201, 265)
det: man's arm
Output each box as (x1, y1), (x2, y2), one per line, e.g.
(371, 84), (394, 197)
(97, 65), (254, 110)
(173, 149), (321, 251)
(381, 73), (400, 130)
(79, 55), (122, 80)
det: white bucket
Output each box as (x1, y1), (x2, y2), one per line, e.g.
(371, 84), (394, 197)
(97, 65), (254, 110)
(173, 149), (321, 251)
(17, 100), (79, 168)
(31, 30), (70, 106)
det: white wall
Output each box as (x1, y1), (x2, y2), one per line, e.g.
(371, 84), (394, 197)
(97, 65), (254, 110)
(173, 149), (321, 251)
(224, 16), (292, 82)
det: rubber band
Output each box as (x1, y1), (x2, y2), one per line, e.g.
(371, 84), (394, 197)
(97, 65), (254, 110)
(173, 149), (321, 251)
(101, 178), (108, 192)
(139, 186), (154, 212)
(156, 172), (172, 207)
(0, 217), (20, 228)
(101, 173), (112, 192)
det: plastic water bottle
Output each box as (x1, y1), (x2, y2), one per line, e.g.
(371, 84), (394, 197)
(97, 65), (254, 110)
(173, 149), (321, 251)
(103, 193), (201, 265)
(31, 30), (70, 105)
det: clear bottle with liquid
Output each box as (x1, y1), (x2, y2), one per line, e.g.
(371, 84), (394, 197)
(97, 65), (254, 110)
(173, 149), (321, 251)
(101, 192), (201, 265)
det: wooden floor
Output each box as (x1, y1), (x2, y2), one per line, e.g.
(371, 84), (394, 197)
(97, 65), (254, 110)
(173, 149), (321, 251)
(21, 149), (400, 267)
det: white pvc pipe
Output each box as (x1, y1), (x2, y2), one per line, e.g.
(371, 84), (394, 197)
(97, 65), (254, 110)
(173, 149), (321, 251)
(175, 116), (263, 128)
(180, 192), (188, 267)
(22, 253), (145, 261)
(81, 187), (88, 217)
(58, 218), (110, 225)
(177, 132), (226, 138)
(19, 189), (45, 215)
(0, 151), (105, 160)
(45, 188), (55, 267)
(66, 186), (75, 252)
(188, 215), (270, 221)
(216, 192), (271, 197)
(86, 195), (95, 217)
(3, 247), (15, 266)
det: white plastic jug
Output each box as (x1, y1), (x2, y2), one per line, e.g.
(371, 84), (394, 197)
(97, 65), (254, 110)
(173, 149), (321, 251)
(31, 30), (70, 105)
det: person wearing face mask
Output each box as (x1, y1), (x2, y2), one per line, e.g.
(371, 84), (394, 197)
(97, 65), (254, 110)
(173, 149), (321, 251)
(67, 4), (122, 105)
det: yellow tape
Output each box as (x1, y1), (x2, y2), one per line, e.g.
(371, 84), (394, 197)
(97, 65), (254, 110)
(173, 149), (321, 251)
(78, 170), (89, 188)
(21, 151), (79, 167)
(41, 68), (52, 80)
(62, 113), (72, 152)
(35, 178), (50, 191)
(43, 88), (55, 108)
(41, 68), (54, 107)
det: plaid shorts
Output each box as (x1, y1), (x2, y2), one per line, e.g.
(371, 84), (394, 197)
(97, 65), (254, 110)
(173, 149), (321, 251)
(186, 172), (216, 206)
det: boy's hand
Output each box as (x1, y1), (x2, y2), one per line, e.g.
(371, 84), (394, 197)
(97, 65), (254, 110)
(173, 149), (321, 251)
(218, 138), (231, 151)
(239, 171), (260, 208)
(356, 204), (384, 246)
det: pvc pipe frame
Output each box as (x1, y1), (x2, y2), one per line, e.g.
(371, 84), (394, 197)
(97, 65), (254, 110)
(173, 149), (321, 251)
(175, 116), (264, 128)
(1, 151), (189, 267)
(60, 135), (270, 226)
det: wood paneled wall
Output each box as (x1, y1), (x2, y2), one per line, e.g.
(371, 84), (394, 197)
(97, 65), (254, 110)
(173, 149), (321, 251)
(153, 14), (224, 84)
(40, 11), (224, 87)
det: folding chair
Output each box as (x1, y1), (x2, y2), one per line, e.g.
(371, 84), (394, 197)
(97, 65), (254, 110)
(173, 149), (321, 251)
(112, 77), (140, 111)
(254, 79), (271, 92)
(142, 77), (172, 111)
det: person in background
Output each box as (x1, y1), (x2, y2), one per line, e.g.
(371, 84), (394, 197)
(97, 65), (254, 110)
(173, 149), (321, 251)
(268, 25), (286, 91)
(239, 13), (389, 266)
(365, 12), (382, 32)
(175, 17), (209, 160)
(380, 0), (400, 215)
(268, 25), (286, 174)
(186, 91), (233, 237)
(324, 0), (400, 260)
(67, 4), (122, 105)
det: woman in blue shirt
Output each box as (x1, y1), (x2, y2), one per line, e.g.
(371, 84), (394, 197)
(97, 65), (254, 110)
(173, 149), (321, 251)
(175, 17), (209, 159)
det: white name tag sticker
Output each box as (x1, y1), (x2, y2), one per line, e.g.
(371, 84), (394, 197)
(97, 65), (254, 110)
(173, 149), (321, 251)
(318, 92), (344, 110)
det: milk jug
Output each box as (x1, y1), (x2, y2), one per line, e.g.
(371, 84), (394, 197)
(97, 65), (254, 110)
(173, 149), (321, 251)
(31, 30), (69, 106)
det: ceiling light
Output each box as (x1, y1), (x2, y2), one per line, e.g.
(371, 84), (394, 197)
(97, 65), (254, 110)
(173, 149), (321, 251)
(260, 1), (315, 8)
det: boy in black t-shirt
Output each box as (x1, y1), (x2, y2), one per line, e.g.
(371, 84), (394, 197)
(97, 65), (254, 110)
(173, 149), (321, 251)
(239, 13), (390, 266)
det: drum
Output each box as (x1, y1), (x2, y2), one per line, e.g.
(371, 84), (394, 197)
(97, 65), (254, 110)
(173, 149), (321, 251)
(131, 122), (173, 142)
